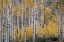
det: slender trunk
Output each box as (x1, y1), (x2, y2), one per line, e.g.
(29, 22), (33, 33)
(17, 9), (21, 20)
(33, 6), (35, 42)
(20, 2), (24, 40)
(33, 0), (37, 42)
(14, 16), (16, 41)
(31, 8), (33, 27)
(9, 2), (12, 42)
(60, 16), (62, 40)
(5, 2), (10, 42)
(16, 3), (19, 28)
(0, 12), (2, 42)
(40, 0), (44, 38)
(1, 0), (4, 42)
(16, 2), (19, 39)
(11, 1), (14, 37)
(21, 2), (23, 28)
(29, 4), (30, 26)
(9, 1), (14, 42)
(24, 3), (26, 42)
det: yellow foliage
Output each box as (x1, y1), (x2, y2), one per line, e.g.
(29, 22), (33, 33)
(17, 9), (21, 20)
(18, 14), (21, 18)
(40, 4), (44, 9)
(22, 0), (35, 7)
(21, 27), (24, 40)
(18, 4), (23, 18)
(12, 27), (25, 40)
(55, 0), (59, 2)
(12, 26), (33, 40)
(40, 15), (44, 20)
(42, 24), (49, 36)
(22, 0), (32, 4)
(12, 27), (16, 39)
(19, 40), (22, 42)
(44, 7), (51, 15)
(4, 3), (6, 9)
(12, 27), (20, 39)
(0, 0), (2, 5)
(4, 0), (10, 2)
(37, 23), (41, 36)
(2, 26), (6, 34)
(18, 4), (24, 12)
(51, 15), (55, 21)
(42, 21), (58, 37)
(17, 28), (21, 38)
(14, 6), (16, 17)
(0, 7), (2, 11)
(26, 26), (33, 38)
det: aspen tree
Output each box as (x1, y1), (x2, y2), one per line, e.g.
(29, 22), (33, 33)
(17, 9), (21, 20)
(24, 3), (26, 42)
(13, 5), (16, 41)
(33, 0), (37, 42)
(5, 0), (10, 42)
(16, 2), (19, 39)
(40, 0), (44, 38)
(21, 2), (24, 41)
(21, 2), (24, 28)
(1, 0), (5, 42)
(0, 0), (2, 42)
(18, 0), (22, 40)
(0, 12), (2, 42)
(8, 0), (14, 42)
(22, 0), (27, 42)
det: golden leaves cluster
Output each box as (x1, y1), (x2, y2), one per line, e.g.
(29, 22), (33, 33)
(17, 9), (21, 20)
(42, 21), (58, 37)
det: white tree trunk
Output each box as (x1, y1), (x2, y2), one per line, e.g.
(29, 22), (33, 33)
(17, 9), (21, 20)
(62, 16), (64, 39)
(21, 2), (23, 28)
(33, 0), (37, 42)
(40, 0), (44, 38)
(16, 3), (19, 28)
(24, 3), (26, 42)
(29, 5), (30, 26)
(9, 2), (14, 42)
(0, 12), (2, 42)
(31, 8), (33, 27)
(5, 2), (10, 42)
(1, 0), (4, 42)
(16, 2), (19, 39)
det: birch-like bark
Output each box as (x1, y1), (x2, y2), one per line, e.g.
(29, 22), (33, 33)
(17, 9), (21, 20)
(32, 8), (33, 27)
(5, 2), (10, 42)
(11, 1), (14, 40)
(33, 0), (37, 42)
(21, 2), (23, 28)
(56, 12), (61, 38)
(29, 4), (30, 26)
(16, 2), (19, 39)
(9, 1), (14, 42)
(1, 0), (4, 42)
(0, 12), (2, 42)
(33, 6), (35, 42)
(24, 3), (26, 42)
(13, 13), (15, 41)
(9, 2), (12, 42)
(32, 8), (34, 41)
(16, 3), (19, 28)
(40, 0), (44, 38)
(62, 15), (64, 39)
